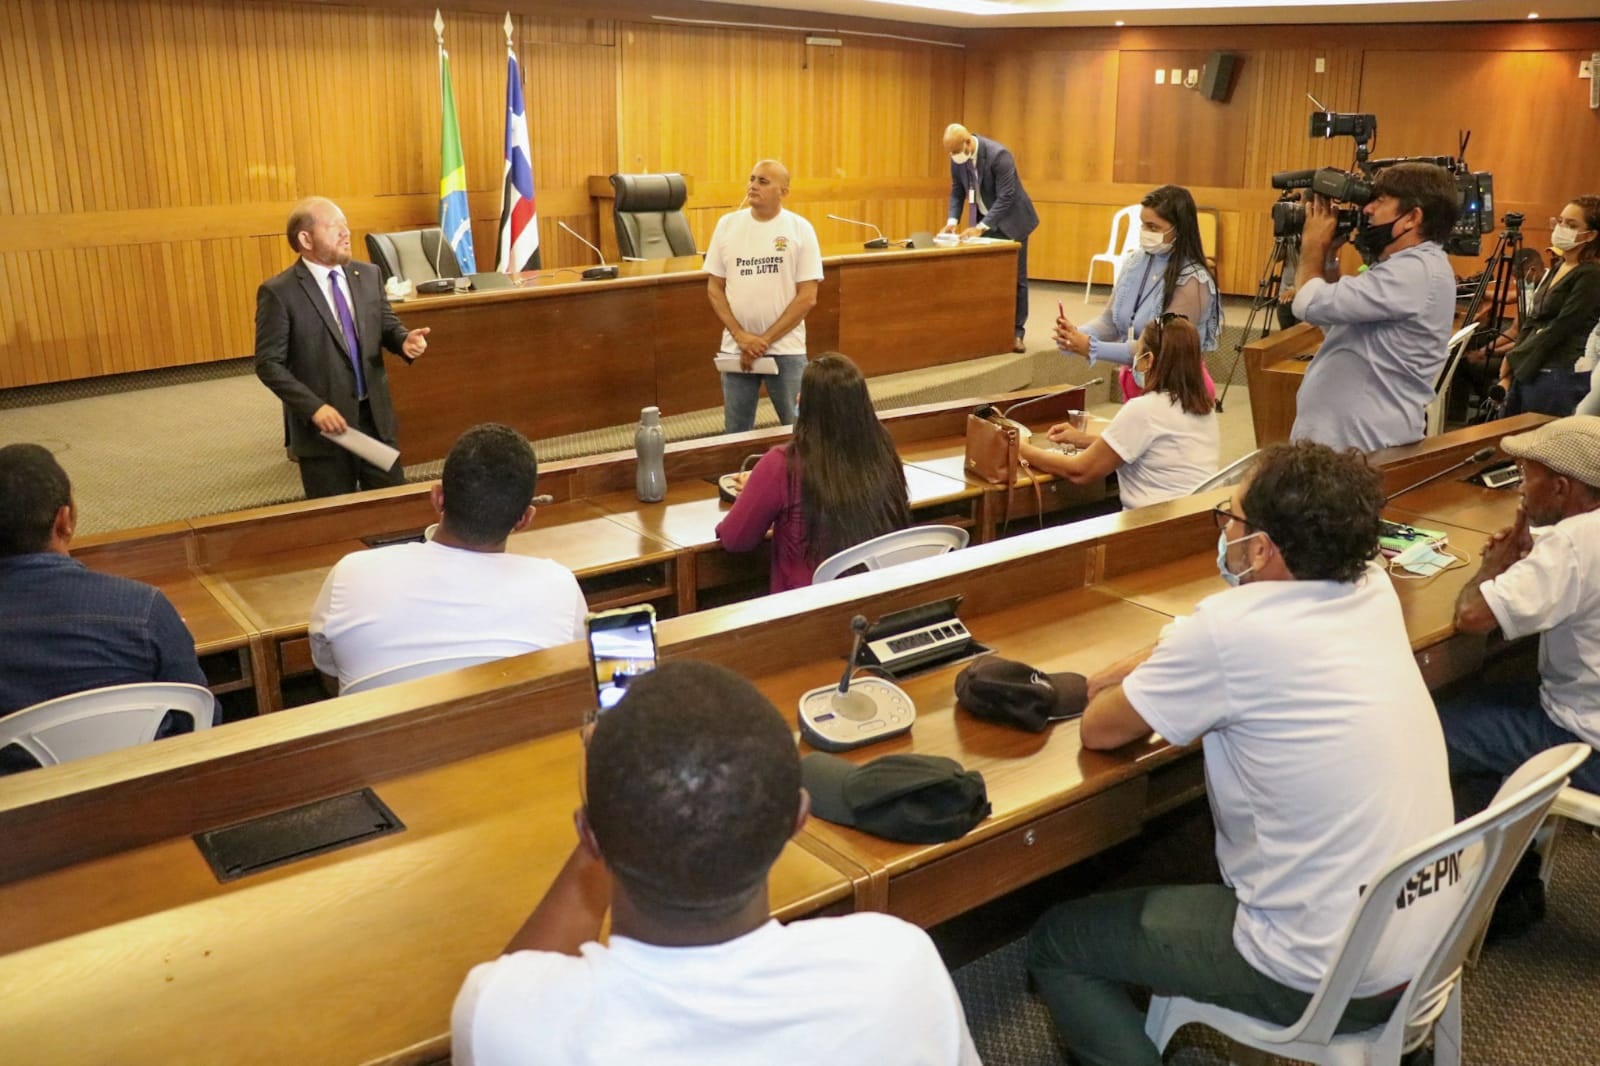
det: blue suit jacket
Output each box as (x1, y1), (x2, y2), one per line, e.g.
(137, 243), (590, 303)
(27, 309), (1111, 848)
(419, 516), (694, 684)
(947, 134), (1039, 241)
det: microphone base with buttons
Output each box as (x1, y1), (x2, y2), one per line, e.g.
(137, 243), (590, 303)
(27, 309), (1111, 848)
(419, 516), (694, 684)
(862, 237), (889, 249)
(798, 676), (916, 752)
(582, 265), (619, 280)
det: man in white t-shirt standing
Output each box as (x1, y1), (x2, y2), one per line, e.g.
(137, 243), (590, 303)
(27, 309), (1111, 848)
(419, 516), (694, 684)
(1437, 416), (1600, 934)
(1027, 441), (1457, 1066)
(309, 423), (586, 691)
(451, 660), (981, 1066)
(705, 159), (824, 434)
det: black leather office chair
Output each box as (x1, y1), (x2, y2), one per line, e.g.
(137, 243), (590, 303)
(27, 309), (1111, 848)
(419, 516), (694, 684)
(609, 174), (697, 260)
(365, 228), (461, 283)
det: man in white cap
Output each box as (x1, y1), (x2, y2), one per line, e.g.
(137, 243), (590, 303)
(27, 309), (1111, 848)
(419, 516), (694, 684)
(1441, 414), (1600, 935)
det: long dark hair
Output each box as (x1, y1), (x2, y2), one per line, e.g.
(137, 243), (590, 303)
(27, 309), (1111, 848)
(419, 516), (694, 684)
(1141, 185), (1213, 310)
(789, 354), (911, 564)
(1140, 314), (1212, 416)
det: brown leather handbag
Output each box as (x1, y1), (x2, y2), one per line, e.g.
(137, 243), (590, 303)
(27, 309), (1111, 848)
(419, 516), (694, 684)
(964, 405), (1042, 532)
(964, 405), (1021, 485)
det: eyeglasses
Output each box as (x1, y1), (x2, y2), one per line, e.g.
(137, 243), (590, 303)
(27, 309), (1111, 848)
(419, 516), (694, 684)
(1212, 505), (1251, 531)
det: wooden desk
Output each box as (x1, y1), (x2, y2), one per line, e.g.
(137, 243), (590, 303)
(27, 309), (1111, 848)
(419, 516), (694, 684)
(0, 730), (853, 1066)
(1241, 322), (1321, 447)
(1388, 477), (1522, 536)
(387, 242), (1019, 464)
(0, 418), (1542, 1064)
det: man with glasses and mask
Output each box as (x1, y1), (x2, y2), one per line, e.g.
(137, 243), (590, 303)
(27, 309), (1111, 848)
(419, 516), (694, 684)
(1289, 162), (1460, 452)
(1026, 440), (1457, 1066)
(939, 123), (1039, 353)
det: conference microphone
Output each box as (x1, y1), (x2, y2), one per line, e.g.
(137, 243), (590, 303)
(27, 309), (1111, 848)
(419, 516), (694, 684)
(826, 214), (893, 249)
(1385, 447), (1497, 503)
(557, 221), (619, 280)
(1001, 378), (1104, 421)
(797, 613), (917, 751)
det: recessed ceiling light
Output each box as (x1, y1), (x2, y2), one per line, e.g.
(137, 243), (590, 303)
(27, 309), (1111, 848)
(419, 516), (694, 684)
(1527, 11), (1539, 16)
(1115, 19), (1125, 25)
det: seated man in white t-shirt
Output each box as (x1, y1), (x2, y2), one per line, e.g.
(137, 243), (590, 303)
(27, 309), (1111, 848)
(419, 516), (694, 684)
(1437, 416), (1600, 935)
(1027, 441), (1458, 1066)
(704, 159), (824, 434)
(309, 423), (586, 691)
(451, 660), (981, 1066)
(1019, 314), (1219, 508)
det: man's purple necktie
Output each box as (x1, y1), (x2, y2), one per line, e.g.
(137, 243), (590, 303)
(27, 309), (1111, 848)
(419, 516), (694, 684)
(968, 160), (980, 228)
(328, 269), (367, 399)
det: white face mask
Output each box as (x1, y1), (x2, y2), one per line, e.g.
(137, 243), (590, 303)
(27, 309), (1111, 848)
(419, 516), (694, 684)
(1551, 224), (1590, 252)
(1139, 228), (1174, 255)
(950, 141), (974, 165)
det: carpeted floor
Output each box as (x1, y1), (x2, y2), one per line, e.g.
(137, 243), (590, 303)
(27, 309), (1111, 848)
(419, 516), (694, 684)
(950, 815), (1600, 1065)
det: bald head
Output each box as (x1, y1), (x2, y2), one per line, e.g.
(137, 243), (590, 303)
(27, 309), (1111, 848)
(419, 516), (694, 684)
(286, 197), (352, 265)
(745, 160), (791, 220)
(943, 124), (973, 154)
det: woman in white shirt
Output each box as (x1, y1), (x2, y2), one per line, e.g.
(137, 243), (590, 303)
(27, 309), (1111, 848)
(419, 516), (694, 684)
(1019, 313), (1220, 509)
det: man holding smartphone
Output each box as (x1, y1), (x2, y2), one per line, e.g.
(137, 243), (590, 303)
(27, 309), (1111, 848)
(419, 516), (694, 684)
(452, 661), (980, 1065)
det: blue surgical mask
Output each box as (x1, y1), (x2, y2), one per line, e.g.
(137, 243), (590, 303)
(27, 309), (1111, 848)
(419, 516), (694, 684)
(1132, 368), (1147, 389)
(1216, 529), (1258, 587)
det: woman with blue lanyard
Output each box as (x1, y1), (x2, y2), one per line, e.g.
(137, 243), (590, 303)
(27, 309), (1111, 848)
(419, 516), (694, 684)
(1056, 185), (1222, 400)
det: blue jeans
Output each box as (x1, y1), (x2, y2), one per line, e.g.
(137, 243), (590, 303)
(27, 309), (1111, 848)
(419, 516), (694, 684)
(1506, 368), (1590, 418)
(1026, 884), (1398, 1066)
(1436, 677), (1600, 817)
(721, 354), (805, 434)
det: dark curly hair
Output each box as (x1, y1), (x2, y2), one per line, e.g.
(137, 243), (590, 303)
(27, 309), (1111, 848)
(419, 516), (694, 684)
(1240, 441), (1382, 583)
(1370, 163), (1460, 245)
(439, 423), (538, 546)
(585, 661), (800, 918)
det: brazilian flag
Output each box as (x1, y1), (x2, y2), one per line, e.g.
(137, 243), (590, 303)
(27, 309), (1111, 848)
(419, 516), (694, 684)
(438, 45), (477, 274)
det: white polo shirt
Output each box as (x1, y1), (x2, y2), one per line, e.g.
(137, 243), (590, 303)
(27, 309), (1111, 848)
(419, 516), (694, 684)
(1480, 507), (1600, 745)
(1123, 563), (1458, 995)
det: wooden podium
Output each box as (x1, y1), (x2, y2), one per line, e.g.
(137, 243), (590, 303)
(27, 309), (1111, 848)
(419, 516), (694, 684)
(1242, 322), (1324, 447)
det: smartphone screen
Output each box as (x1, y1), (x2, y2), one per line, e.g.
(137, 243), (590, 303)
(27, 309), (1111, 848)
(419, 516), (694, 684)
(585, 605), (658, 714)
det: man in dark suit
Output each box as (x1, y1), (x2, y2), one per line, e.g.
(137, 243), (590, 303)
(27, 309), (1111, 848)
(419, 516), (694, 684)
(255, 197), (431, 499)
(940, 123), (1041, 353)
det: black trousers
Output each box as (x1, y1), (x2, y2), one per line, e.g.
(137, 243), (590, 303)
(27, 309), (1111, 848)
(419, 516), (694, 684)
(297, 400), (406, 499)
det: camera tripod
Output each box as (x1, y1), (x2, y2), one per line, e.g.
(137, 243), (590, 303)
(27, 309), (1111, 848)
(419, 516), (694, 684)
(1458, 214), (1526, 422)
(1215, 234), (1300, 413)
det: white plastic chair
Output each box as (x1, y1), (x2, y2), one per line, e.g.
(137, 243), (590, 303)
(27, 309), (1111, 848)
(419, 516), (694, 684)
(1191, 449), (1259, 494)
(1534, 782), (1600, 887)
(1085, 204), (1140, 301)
(341, 654), (505, 695)
(1145, 743), (1589, 1066)
(1425, 324), (1478, 438)
(0, 683), (215, 768)
(811, 525), (969, 584)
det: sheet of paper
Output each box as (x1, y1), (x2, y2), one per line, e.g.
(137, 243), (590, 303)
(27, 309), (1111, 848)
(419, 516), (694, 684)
(713, 355), (780, 375)
(320, 425), (401, 471)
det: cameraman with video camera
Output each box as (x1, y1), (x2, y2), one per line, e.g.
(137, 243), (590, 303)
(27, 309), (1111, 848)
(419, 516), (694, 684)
(1289, 162), (1460, 452)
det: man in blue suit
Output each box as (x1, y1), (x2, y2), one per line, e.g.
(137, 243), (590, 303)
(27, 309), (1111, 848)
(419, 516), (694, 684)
(941, 123), (1040, 353)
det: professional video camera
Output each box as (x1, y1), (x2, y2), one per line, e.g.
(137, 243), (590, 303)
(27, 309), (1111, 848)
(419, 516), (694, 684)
(1216, 106), (1496, 414)
(1267, 112), (1494, 257)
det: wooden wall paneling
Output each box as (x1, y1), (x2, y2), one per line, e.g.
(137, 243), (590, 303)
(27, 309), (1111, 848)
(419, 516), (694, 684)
(1113, 49), (1251, 190)
(964, 48), (1119, 187)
